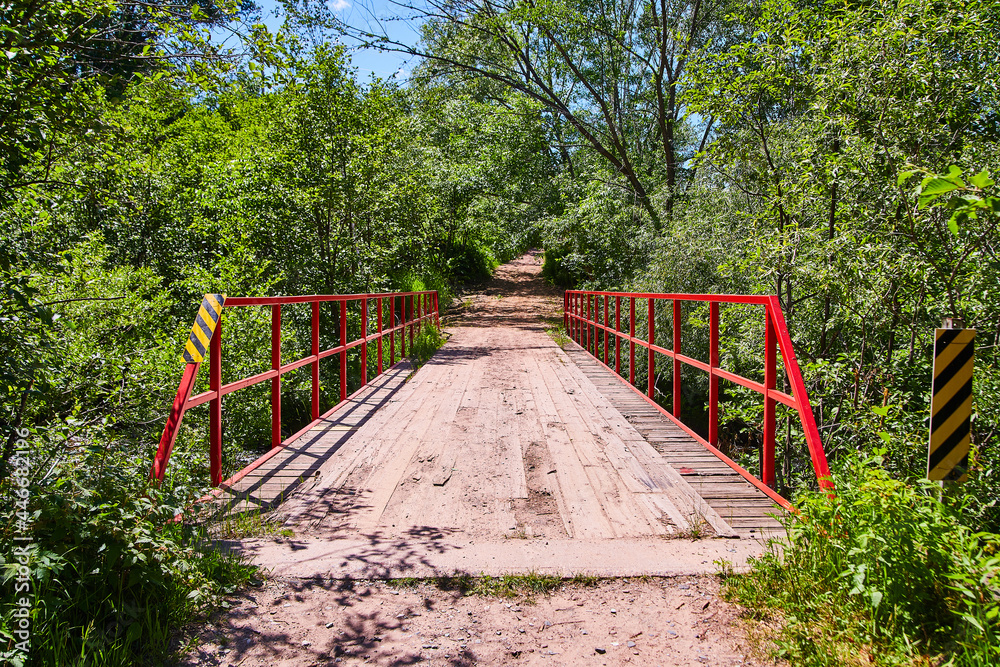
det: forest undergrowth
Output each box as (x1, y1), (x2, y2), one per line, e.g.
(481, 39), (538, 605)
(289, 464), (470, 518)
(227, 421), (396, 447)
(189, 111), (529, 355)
(3, 0), (1000, 663)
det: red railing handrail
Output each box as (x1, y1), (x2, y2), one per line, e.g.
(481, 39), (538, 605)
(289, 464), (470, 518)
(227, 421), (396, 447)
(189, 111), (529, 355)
(564, 290), (833, 506)
(152, 290), (440, 485)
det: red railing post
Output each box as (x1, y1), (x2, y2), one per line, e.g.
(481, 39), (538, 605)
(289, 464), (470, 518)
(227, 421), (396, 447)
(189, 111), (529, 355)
(393, 296), (406, 359)
(564, 291), (569, 332)
(615, 296), (621, 375)
(340, 299), (348, 402)
(209, 317), (222, 486)
(407, 295), (414, 348)
(629, 297), (636, 385)
(763, 310), (777, 488)
(271, 304), (282, 448)
(647, 298), (655, 399)
(578, 293), (583, 343)
(572, 293), (578, 342)
(361, 298), (368, 385)
(435, 291), (440, 328)
(311, 302), (320, 420)
(709, 301), (720, 447)
(415, 294), (421, 336)
(673, 299), (681, 418)
(377, 297), (384, 375)
(767, 296), (833, 491)
(603, 295), (610, 366)
(592, 295), (598, 357)
(150, 362), (200, 481)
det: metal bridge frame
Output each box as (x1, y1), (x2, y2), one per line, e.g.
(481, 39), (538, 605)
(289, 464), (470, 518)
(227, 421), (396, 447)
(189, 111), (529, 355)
(152, 291), (439, 486)
(564, 291), (833, 508)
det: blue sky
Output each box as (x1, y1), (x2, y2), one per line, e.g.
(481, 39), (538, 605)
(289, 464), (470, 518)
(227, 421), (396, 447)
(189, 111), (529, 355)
(255, 0), (424, 81)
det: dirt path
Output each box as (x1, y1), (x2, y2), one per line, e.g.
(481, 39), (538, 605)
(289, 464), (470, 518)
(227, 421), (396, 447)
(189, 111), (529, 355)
(178, 251), (766, 666)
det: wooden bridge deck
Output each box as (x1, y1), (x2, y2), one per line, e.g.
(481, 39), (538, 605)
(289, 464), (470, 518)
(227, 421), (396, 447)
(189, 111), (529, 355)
(220, 253), (783, 578)
(562, 345), (784, 536)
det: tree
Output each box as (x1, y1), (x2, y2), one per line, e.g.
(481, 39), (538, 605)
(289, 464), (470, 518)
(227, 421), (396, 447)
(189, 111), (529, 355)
(328, 0), (732, 229)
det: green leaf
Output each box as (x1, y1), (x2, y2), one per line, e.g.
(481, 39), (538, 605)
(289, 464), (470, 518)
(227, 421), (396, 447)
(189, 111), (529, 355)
(970, 171), (994, 189)
(948, 216), (960, 236)
(920, 177), (960, 198)
(897, 170), (914, 186)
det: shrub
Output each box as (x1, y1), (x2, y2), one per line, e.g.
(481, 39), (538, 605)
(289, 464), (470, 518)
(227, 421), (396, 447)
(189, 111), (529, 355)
(1, 466), (256, 666)
(408, 325), (446, 369)
(724, 453), (1000, 666)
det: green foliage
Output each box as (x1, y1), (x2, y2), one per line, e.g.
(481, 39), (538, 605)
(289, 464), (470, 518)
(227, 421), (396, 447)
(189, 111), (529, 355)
(408, 325), (446, 369)
(431, 572), (563, 599)
(724, 455), (1000, 666)
(0, 472), (255, 665)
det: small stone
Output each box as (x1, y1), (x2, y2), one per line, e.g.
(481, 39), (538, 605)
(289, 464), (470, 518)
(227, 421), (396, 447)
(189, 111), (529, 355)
(627, 641), (636, 648)
(544, 620), (552, 627)
(611, 642), (619, 647)
(302, 641), (312, 647)
(609, 608), (617, 614)
(595, 647), (607, 654)
(582, 630), (589, 635)
(497, 631), (502, 635)
(678, 584), (690, 590)
(518, 628), (525, 633)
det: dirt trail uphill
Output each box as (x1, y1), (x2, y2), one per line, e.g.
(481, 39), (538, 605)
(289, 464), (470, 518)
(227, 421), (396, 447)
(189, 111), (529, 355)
(179, 251), (770, 667)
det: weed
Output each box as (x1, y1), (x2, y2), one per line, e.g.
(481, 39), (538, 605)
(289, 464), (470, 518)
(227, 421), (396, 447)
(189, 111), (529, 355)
(0, 479), (258, 666)
(408, 325), (446, 369)
(546, 327), (571, 348)
(570, 574), (601, 587)
(724, 453), (1000, 666)
(209, 509), (288, 539)
(388, 572), (564, 600)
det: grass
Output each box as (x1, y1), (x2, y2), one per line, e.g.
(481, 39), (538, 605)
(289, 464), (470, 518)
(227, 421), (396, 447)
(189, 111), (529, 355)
(545, 326), (571, 348)
(721, 454), (1000, 667)
(388, 572), (566, 600)
(408, 324), (446, 369)
(208, 509), (294, 539)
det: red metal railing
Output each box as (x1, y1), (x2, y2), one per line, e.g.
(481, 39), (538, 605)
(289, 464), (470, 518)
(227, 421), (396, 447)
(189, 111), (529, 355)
(564, 291), (833, 507)
(152, 291), (440, 486)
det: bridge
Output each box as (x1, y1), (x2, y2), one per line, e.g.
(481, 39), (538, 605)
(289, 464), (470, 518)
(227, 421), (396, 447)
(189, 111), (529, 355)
(152, 252), (830, 578)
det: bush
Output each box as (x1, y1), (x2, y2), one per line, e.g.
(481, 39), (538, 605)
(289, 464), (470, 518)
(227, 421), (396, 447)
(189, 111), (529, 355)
(0, 465), (256, 666)
(408, 324), (446, 369)
(446, 240), (496, 284)
(724, 453), (1000, 666)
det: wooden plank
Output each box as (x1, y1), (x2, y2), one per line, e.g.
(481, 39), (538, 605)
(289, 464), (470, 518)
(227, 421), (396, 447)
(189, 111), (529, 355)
(523, 352), (616, 539)
(551, 345), (738, 539)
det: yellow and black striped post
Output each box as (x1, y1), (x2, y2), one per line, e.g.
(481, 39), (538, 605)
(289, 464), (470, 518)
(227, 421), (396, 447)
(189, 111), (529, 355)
(182, 294), (226, 364)
(928, 327), (975, 481)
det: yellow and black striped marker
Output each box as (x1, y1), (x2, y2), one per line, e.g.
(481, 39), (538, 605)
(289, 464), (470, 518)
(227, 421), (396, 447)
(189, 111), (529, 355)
(182, 294), (226, 364)
(928, 328), (975, 481)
